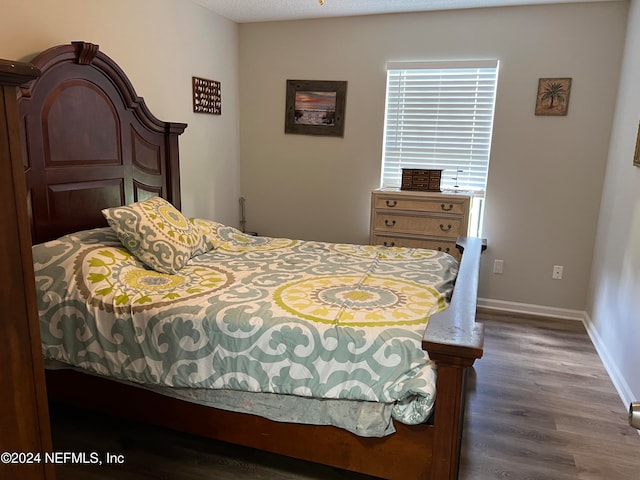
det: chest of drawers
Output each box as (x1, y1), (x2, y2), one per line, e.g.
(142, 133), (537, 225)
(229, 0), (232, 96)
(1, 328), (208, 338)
(370, 189), (471, 260)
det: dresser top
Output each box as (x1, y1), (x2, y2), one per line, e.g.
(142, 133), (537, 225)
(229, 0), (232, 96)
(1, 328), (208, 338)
(373, 187), (472, 197)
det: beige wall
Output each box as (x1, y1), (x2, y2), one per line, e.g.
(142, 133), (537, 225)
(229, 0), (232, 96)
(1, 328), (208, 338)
(0, 0), (240, 225)
(239, 2), (627, 311)
(588, 0), (640, 406)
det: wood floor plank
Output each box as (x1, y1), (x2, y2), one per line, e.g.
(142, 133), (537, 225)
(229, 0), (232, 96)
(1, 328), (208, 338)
(49, 312), (640, 479)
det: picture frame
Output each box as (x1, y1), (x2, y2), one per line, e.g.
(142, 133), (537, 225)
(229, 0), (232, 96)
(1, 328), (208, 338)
(192, 76), (221, 115)
(535, 78), (572, 116)
(633, 121), (640, 167)
(285, 80), (347, 137)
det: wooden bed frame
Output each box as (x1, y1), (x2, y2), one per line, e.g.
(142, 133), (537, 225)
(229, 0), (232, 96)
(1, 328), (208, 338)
(18, 42), (484, 480)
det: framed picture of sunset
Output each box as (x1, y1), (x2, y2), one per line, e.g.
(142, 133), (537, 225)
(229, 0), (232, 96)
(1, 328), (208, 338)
(285, 79), (347, 137)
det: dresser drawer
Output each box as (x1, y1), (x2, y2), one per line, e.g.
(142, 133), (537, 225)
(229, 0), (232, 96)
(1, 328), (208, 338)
(372, 235), (460, 259)
(373, 213), (463, 238)
(374, 195), (467, 215)
(370, 189), (471, 259)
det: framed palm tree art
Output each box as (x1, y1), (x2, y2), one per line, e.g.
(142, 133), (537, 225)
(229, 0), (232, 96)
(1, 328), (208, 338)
(535, 78), (572, 116)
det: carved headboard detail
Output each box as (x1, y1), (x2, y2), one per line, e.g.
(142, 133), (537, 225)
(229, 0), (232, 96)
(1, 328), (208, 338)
(18, 41), (187, 244)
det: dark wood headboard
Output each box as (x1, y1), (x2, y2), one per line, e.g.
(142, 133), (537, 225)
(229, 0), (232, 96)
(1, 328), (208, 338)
(17, 41), (187, 244)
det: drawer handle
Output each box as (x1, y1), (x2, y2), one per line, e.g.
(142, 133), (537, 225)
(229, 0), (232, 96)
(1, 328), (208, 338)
(385, 200), (398, 207)
(441, 203), (454, 211)
(440, 224), (452, 232)
(383, 241), (395, 247)
(385, 219), (396, 227)
(437, 247), (451, 253)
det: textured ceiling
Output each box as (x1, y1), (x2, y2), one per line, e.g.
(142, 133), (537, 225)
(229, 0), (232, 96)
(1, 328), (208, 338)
(190, 0), (617, 23)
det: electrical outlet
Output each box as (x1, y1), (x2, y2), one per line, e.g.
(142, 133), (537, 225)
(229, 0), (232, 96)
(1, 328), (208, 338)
(493, 259), (504, 274)
(552, 265), (563, 280)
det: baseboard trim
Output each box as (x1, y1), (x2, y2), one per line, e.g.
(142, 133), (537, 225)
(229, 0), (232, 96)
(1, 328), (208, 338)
(582, 312), (635, 410)
(477, 298), (586, 321)
(478, 298), (635, 413)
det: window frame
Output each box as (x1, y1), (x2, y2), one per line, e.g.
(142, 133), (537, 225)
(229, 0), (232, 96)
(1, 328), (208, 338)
(380, 60), (499, 236)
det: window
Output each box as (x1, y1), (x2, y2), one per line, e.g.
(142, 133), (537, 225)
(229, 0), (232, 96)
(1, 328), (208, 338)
(381, 60), (499, 236)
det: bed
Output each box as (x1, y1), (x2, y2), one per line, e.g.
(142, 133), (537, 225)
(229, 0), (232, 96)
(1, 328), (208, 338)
(18, 41), (484, 480)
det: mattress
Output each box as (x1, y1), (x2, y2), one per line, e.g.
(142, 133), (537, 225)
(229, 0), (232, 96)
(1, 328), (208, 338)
(33, 222), (458, 433)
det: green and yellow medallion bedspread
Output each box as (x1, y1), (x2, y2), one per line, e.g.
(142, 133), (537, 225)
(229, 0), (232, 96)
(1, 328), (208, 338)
(33, 221), (458, 425)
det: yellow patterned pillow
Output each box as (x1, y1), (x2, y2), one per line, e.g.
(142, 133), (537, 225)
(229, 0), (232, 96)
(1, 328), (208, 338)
(189, 217), (227, 252)
(102, 197), (203, 274)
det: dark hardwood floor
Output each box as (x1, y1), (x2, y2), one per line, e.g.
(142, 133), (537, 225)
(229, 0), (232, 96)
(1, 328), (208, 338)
(49, 312), (640, 479)
(460, 312), (640, 479)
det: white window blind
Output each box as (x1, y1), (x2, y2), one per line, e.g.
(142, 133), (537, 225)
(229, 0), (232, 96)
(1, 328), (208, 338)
(381, 60), (499, 192)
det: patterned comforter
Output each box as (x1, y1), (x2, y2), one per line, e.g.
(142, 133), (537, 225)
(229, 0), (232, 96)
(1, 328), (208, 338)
(33, 223), (458, 425)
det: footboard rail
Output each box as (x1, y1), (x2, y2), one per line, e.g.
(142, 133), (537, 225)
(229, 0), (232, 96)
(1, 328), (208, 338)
(423, 236), (485, 480)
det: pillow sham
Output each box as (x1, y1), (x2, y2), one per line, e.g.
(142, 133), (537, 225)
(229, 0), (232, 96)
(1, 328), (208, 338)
(102, 197), (203, 274)
(189, 217), (228, 252)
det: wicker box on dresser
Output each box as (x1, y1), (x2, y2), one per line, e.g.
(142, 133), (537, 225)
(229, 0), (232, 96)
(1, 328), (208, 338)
(370, 188), (471, 260)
